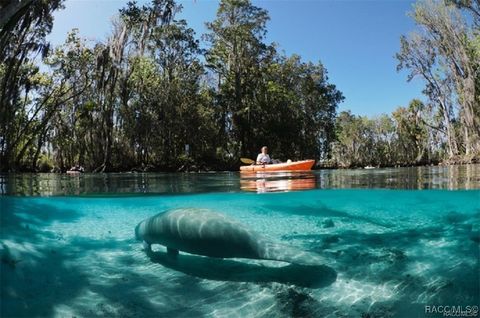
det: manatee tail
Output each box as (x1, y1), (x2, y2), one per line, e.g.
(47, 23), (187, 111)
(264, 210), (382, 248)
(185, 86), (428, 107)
(259, 241), (327, 266)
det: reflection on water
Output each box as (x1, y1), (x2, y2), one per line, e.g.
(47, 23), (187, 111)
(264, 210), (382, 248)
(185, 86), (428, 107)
(1, 164), (480, 196)
(240, 171), (316, 193)
(318, 164), (480, 190)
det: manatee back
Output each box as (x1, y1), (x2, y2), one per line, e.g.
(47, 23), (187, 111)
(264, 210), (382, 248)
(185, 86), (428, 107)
(143, 208), (262, 259)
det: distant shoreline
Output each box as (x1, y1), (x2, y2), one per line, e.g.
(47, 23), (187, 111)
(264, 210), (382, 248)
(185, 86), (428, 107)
(2, 161), (479, 175)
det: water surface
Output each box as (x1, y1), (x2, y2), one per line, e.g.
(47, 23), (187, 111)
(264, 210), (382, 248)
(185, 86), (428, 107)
(2, 164), (480, 196)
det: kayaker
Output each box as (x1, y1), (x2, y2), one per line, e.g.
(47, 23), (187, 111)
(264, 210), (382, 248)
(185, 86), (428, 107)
(256, 146), (281, 164)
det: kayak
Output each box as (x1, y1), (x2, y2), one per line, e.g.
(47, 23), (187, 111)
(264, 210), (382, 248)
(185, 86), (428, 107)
(240, 159), (315, 172)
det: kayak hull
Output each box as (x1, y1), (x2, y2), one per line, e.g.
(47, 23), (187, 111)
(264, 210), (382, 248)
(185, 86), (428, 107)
(240, 160), (315, 172)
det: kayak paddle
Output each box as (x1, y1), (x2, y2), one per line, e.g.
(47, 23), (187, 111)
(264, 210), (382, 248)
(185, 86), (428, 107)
(240, 158), (255, 164)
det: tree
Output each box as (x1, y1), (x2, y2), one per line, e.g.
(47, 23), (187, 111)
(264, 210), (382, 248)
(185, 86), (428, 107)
(45, 29), (95, 171)
(205, 0), (343, 162)
(0, 0), (68, 171)
(256, 55), (342, 160)
(397, 0), (479, 160)
(1, 0), (346, 171)
(392, 99), (430, 164)
(205, 0), (271, 157)
(119, 0), (216, 170)
(331, 111), (364, 167)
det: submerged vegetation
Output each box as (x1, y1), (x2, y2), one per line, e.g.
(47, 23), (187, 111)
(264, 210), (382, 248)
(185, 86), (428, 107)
(0, 0), (478, 172)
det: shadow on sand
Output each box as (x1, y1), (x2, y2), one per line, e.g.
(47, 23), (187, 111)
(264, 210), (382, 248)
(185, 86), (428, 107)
(146, 249), (337, 289)
(263, 202), (394, 228)
(0, 197), (88, 317)
(0, 197), (82, 241)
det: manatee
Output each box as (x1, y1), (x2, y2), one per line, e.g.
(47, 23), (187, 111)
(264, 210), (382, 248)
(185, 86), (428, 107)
(135, 208), (326, 266)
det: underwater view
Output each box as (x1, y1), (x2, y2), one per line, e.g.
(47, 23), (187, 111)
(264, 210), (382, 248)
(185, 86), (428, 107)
(1, 165), (479, 318)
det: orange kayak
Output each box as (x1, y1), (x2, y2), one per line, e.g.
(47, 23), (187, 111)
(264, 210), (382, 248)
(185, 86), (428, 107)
(240, 160), (315, 172)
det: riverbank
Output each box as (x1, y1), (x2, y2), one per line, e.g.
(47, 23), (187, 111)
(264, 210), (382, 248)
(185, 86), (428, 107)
(317, 155), (480, 170)
(2, 156), (479, 174)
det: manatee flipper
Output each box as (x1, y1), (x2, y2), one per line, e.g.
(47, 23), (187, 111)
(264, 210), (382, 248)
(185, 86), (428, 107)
(167, 247), (179, 257)
(142, 241), (152, 252)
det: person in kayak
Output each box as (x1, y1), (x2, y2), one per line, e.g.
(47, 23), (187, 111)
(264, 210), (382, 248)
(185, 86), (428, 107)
(256, 146), (271, 164)
(256, 146), (281, 164)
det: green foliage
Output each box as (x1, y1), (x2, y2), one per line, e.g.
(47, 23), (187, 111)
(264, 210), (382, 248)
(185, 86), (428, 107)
(37, 153), (54, 172)
(332, 100), (437, 168)
(205, 0), (342, 161)
(6, 0), (477, 172)
(397, 0), (480, 159)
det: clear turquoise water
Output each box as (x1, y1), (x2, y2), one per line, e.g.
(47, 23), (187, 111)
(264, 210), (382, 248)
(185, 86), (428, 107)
(1, 167), (480, 317)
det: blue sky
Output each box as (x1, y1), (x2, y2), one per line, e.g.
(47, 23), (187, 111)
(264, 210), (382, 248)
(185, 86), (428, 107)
(48, 0), (425, 117)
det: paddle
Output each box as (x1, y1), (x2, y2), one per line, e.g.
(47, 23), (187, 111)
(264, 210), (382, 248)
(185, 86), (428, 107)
(240, 158), (255, 165)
